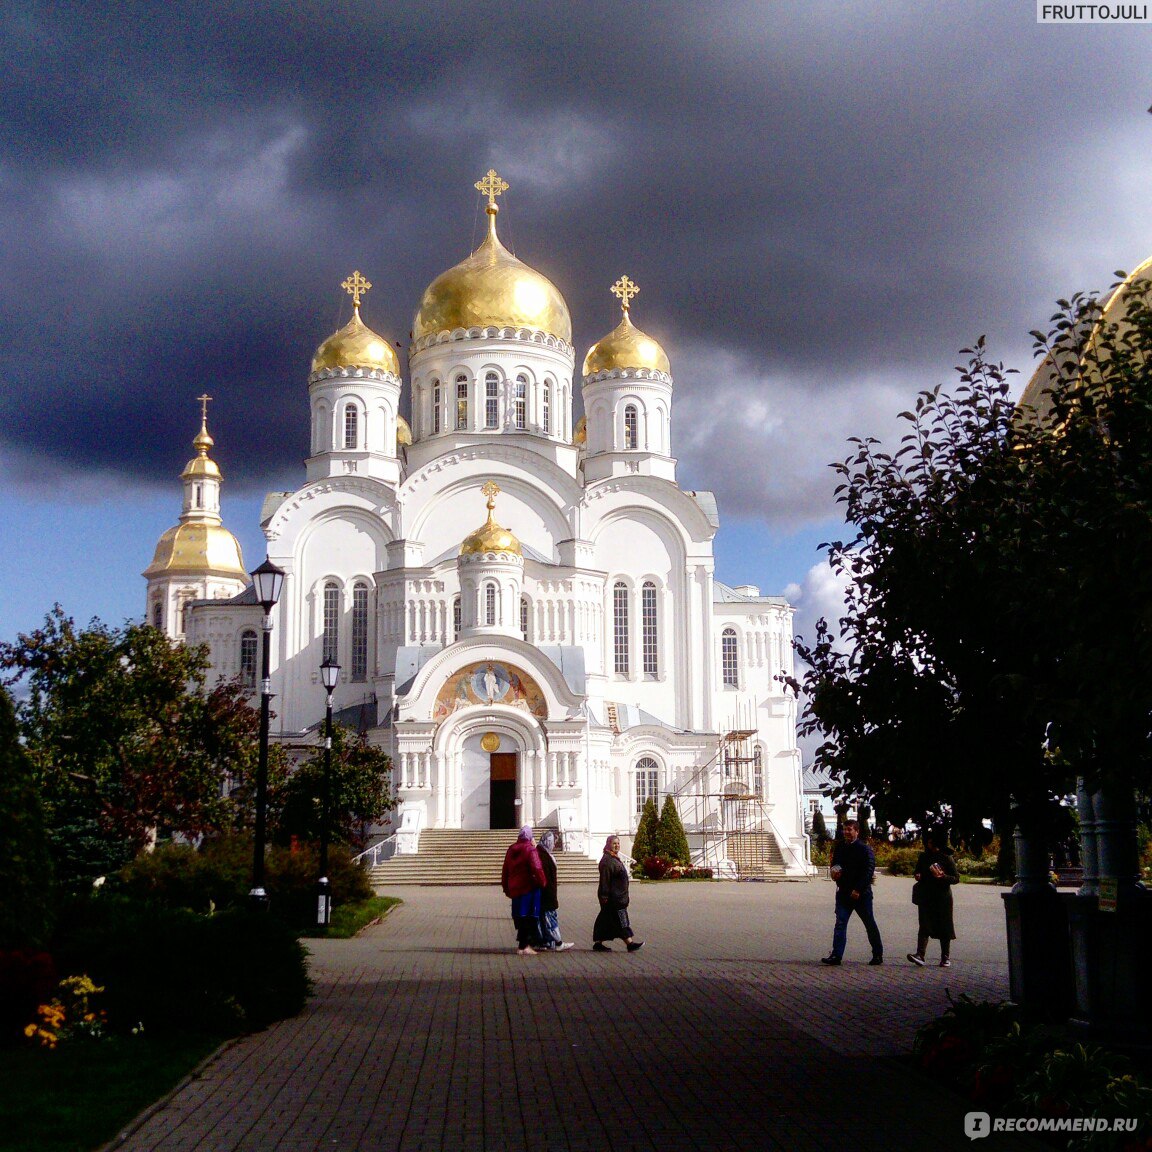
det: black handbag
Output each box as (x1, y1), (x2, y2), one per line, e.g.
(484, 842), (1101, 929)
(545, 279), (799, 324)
(911, 881), (922, 905)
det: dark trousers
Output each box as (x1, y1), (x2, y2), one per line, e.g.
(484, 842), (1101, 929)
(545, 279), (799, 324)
(831, 890), (883, 960)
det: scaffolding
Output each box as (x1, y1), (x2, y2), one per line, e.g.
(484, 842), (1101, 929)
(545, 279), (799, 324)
(669, 703), (786, 879)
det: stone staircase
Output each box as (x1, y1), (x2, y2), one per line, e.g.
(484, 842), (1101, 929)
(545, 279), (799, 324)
(722, 830), (791, 880)
(368, 828), (602, 887)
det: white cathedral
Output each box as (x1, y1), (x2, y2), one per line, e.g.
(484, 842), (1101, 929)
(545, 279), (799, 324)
(144, 171), (810, 876)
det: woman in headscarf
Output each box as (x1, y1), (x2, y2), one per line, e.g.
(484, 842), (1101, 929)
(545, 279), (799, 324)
(593, 834), (644, 952)
(501, 825), (547, 955)
(536, 831), (575, 951)
(907, 827), (959, 967)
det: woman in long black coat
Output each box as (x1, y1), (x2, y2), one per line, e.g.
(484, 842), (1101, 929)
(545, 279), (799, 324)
(907, 829), (959, 967)
(592, 835), (644, 953)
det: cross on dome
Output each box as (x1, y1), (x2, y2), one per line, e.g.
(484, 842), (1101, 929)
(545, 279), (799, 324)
(481, 479), (501, 511)
(475, 169), (509, 210)
(341, 270), (372, 308)
(611, 275), (640, 314)
(197, 393), (213, 423)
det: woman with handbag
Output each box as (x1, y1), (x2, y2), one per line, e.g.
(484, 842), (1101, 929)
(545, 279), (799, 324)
(907, 828), (959, 967)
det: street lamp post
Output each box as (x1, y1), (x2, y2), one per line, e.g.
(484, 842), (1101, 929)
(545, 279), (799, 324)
(317, 656), (340, 928)
(249, 557), (285, 911)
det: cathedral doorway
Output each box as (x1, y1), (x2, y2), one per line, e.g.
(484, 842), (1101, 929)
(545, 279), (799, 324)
(489, 753), (518, 829)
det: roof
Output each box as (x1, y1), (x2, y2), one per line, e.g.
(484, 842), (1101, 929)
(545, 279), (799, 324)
(713, 580), (789, 606)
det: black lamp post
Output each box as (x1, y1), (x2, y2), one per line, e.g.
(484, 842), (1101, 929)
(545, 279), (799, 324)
(317, 656), (340, 928)
(249, 557), (285, 911)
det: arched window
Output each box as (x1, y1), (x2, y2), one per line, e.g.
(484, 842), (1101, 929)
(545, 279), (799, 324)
(193, 483), (203, 509)
(721, 627), (739, 687)
(642, 581), (658, 677)
(456, 375), (469, 430)
(179, 601), (192, 636)
(485, 372), (500, 428)
(151, 601), (163, 629)
(453, 595), (461, 639)
(613, 582), (630, 675)
(484, 582), (497, 626)
(323, 582), (340, 663)
(753, 746), (764, 799)
(520, 595), (530, 641)
(344, 405), (358, 449)
(432, 381), (441, 435)
(635, 756), (660, 815)
(624, 404), (638, 449)
(240, 630), (258, 689)
(351, 582), (369, 681)
(542, 383), (551, 434)
(514, 375), (527, 429)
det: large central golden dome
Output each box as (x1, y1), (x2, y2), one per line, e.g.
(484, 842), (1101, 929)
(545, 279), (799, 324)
(412, 176), (571, 345)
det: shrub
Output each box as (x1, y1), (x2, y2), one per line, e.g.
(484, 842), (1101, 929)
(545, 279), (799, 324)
(881, 847), (920, 876)
(642, 855), (671, 880)
(52, 894), (310, 1037)
(653, 796), (690, 865)
(631, 799), (659, 877)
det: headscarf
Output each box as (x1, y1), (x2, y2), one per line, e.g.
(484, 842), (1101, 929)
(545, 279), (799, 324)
(540, 831), (555, 852)
(518, 825), (534, 841)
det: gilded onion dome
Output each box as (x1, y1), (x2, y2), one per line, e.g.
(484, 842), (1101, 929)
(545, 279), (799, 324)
(183, 423), (221, 480)
(460, 481), (522, 557)
(311, 270), (400, 376)
(412, 170), (572, 345)
(396, 414), (413, 446)
(582, 274), (670, 377)
(574, 415), (587, 445)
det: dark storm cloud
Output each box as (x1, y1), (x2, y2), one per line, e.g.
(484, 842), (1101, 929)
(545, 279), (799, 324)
(2, 0), (1149, 527)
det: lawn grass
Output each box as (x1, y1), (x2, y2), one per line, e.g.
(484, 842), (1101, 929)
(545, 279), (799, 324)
(303, 895), (401, 939)
(0, 1032), (224, 1152)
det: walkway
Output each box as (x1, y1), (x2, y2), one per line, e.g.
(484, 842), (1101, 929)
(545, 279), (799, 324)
(108, 878), (1042, 1151)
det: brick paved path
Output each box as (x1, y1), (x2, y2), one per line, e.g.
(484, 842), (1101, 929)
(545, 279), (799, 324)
(110, 879), (1042, 1152)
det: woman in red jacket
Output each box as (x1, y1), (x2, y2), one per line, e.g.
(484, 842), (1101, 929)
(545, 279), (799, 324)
(501, 826), (547, 955)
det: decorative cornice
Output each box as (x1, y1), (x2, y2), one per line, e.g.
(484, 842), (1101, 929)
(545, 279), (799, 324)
(308, 366), (401, 387)
(581, 366), (673, 386)
(410, 326), (574, 357)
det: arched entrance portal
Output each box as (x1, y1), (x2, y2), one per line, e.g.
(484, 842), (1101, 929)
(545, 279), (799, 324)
(460, 731), (520, 829)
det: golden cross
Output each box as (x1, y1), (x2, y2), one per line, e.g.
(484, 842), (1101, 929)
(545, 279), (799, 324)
(481, 480), (501, 510)
(611, 275), (640, 313)
(475, 169), (509, 209)
(197, 393), (213, 423)
(341, 270), (372, 308)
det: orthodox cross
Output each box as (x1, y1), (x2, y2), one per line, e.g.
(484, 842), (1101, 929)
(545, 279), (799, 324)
(481, 479), (501, 511)
(475, 169), (509, 209)
(341, 270), (372, 308)
(197, 393), (213, 423)
(611, 274), (640, 314)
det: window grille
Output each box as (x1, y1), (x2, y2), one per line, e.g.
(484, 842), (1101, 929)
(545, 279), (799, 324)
(642, 581), (658, 677)
(485, 373), (499, 428)
(432, 382), (441, 434)
(456, 375), (468, 430)
(453, 596), (461, 639)
(485, 583), (497, 626)
(636, 756), (660, 814)
(753, 746), (764, 798)
(542, 383), (551, 433)
(152, 601), (163, 629)
(624, 405), (638, 449)
(722, 627), (739, 687)
(513, 375), (527, 429)
(323, 582), (340, 663)
(521, 595), (530, 641)
(344, 405), (358, 449)
(351, 582), (369, 681)
(613, 582), (630, 675)
(240, 630), (258, 689)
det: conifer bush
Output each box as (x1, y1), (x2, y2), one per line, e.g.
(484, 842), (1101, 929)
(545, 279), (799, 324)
(654, 795), (690, 866)
(630, 798), (659, 877)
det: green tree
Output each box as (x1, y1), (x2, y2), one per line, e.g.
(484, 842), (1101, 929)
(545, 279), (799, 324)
(654, 794), (690, 865)
(0, 607), (266, 888)
(810, 807), (829, 844)
(276, 725), (393, 850)
(630, 797), (659, 876)
(0, 686), (54, 948)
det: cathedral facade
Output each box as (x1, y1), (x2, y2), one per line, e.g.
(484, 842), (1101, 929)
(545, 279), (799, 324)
(145, 172), (809, 875)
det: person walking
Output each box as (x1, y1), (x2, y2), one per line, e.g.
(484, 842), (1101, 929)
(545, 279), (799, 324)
(593, 834), (644, 952)
(501, 825), (546, 955)
(821, 819), (883, 966)
(907, 828), (959, 967)
(536, 831), (575, 951)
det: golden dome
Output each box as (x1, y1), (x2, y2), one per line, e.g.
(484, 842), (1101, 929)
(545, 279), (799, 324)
(574, 415), (587, 445)
(143, 522), (247, 579)
(460, 481), (522, 557)
(396, 415), (413, 446)
(412, 174), (571, 344)
(582, 274), (670, 377)
(312, 305), (400, 376)
(183, 414), (221, 479)
(1019, 254), (1152, 419)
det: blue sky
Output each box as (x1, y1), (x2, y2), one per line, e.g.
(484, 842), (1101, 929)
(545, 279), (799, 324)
(2, 2), (1150, 650)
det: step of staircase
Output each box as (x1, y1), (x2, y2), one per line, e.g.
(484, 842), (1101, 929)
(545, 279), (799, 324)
(722, 831), (791, 880)
(368, 828), (602, 886)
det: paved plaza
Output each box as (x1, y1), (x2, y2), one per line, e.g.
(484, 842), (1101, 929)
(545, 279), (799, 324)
(108, 877), (1044, 1152)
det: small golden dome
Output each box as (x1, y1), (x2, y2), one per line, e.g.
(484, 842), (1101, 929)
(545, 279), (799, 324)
(142, 522), (247, 579)
(396, 415), (413, 446)
(574, 415), (587, 445)
(312, 305), (400, 376)
(412, 174), (571, 344)
(582, 309), (670, 377)
(183, 414), (221, 479)
(460, 481), (522, 557)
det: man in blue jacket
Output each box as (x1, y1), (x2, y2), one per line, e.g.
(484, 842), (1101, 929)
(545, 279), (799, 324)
(820, 819), (883, 966)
